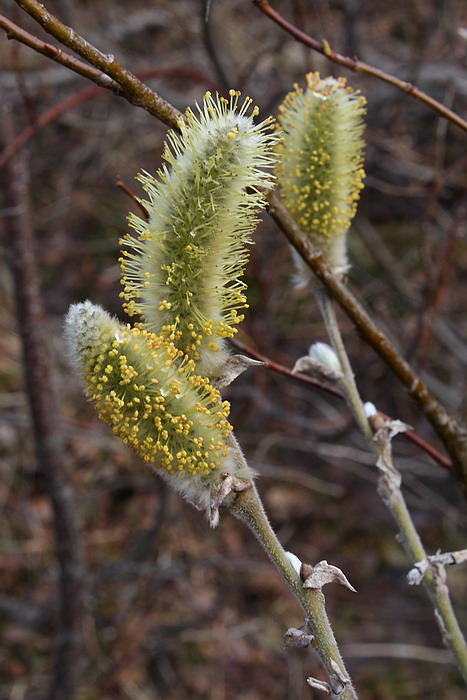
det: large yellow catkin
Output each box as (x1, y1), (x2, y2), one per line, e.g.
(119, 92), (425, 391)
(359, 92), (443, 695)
(120, 90), (278, 377)
(65, 302), (254, 518)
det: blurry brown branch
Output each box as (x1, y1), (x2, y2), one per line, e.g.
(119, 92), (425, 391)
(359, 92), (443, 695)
(1, 99), (86, 700)
(410, 209), (466, 368)
(0, 67), (221, 172)
(0, 14), (123, 90)
(252, 0), (467, 135)
(7, 1), (183, 128)
(265, 191), (467, 495)
(233, 334), (452, 471)
(0, 81), (100, 170)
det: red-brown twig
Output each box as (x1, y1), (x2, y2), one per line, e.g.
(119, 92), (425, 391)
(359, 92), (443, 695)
(5, 4), (183, 128)
(252, 0), (467, 135)
(0, 67), (221, 171)
(1, 98), (86, 700)
(232, 339), (452, 471)
(116, 177), (149, 220)
(0, 14), (123, 90)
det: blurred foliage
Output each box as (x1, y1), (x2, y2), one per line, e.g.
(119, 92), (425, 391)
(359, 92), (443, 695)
(1, 0), (467, 698)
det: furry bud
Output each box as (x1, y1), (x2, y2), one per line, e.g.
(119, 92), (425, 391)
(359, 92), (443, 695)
(64, 301), (253, 517)
(276, 73), (366, 281)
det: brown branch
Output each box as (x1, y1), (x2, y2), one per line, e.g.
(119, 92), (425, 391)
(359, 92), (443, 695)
(0, 82), (100, 170)
(8, 2), (183, 128)
(232, 339), (452, 471)
(1, 98), (86, 700)
(265, 191), (467, 495)
(252, 0), (467, 135)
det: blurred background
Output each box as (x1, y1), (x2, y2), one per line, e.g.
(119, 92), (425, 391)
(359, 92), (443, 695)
(1, 0), (467, 697)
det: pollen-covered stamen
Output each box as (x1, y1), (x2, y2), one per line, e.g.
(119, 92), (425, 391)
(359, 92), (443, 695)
(120, 90), (279, 377)
(276, 73), (366, 278)
(64, 302), (233, 476)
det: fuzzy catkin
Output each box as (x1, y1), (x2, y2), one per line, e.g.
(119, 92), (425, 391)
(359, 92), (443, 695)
(120, 90), (278, 378)
(64, 302), (254, 515)
(276, 73), (366, 281)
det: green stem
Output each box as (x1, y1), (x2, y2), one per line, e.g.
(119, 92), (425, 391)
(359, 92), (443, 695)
(316, 287), (373, 442)
(317, 289), (467, 685)
(228, 483), (358, 699)
(382, 480), (467, 685)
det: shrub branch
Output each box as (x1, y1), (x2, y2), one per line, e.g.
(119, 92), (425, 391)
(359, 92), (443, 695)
(252, 0), (467, 135)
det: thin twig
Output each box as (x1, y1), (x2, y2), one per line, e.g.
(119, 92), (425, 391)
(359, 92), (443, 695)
(1, 98), (86, 700)
(0, 66), (221, 172)
(232, 338), (344, 398)
(201, 0), (231, 89)
(232, 338), (452, 471)
(9, 2), (183, 128)
(408, 549), (467, 585)
(252, 0), (467, 134)
(316, 288), (373, 444)
(266, 191), (467, 496)
(0, 14), (122, 90)
(317, 292), (467, 685)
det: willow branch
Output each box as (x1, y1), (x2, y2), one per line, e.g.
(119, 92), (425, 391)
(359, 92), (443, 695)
(5, 3), (461, 482)
(10, 1), (183, 128)
(252, 0), (467, 135)
(266, 191), (467, 495)
(7, 2), (464, 483)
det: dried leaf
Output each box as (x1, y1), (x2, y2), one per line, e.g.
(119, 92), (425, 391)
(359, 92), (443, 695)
(209, 473), (252, 526)
(302, 560), (356, 592)
(211, 355), (265, 388)
(284, 626), (314, 648)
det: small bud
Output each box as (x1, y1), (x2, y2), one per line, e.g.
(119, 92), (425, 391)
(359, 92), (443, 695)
(309, 342), (341, 373)
(285, 550), (303, 576)
(363, 401), (377, 417)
